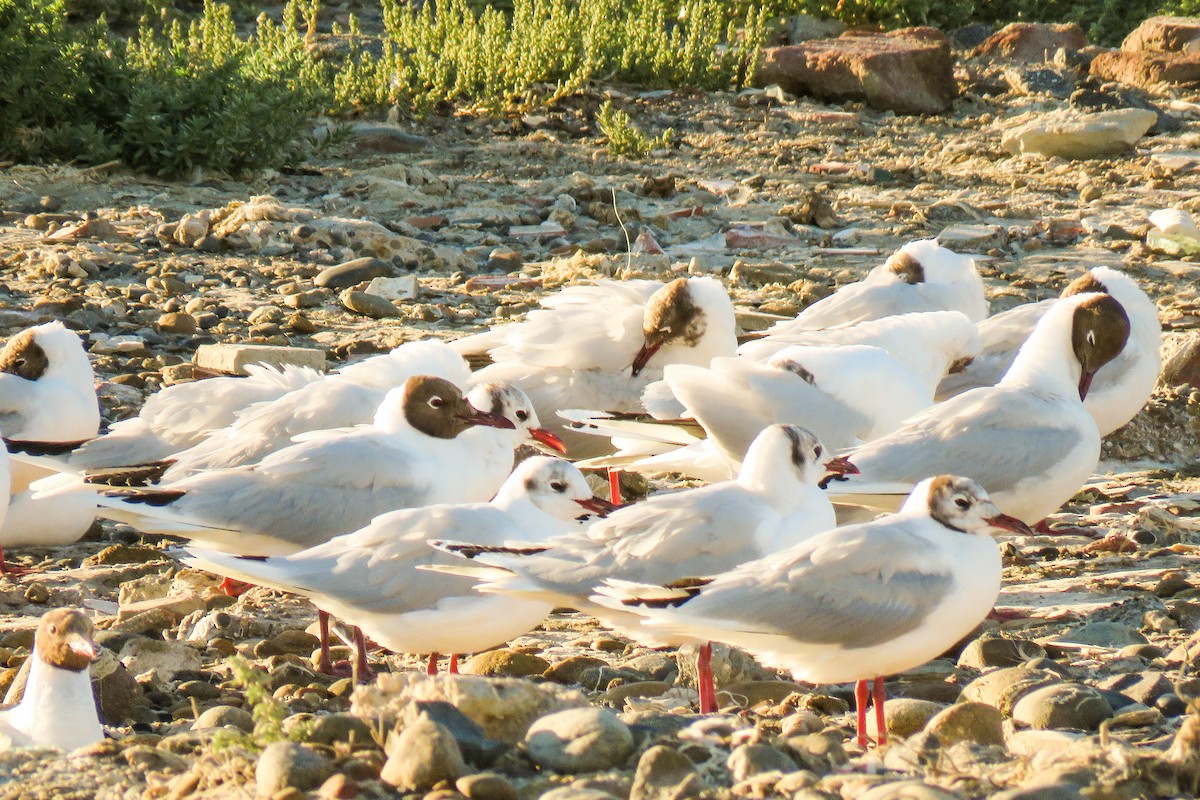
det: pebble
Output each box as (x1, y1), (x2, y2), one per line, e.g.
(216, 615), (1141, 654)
(630, 745), (702, 800)
(924, 702), (1005, 747)
(407, 700), (511, 767)
(726, 743), (797, 780)
(525, 707), (634, 773)
(1011, 683), (1114, 731)
(868, 698), (946, 739)
(460, 649), (550, 678)
(155, 312), (197, 334)
(119, 639), (203, 679)
(23, 583), (49, 605)
(192, 705), (254, 732)
(960, 665), (1061, 714)
(456, 772), (519, 800)
(381, 714), (467, 791)
(315, 257), (397, 289)
(308, 713), (376, 748)
(957, 636), (1046, 669)
(341, 289), (400, 318)
(545, 655), (608, 685)
(256, 742), (333, 796)
(1050, 622), (1147, 648)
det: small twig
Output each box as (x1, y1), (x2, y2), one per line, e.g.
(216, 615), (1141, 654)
(612, 188), (632, 274)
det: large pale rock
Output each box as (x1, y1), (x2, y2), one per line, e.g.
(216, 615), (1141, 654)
(524, 707), (634, 773)
(755, 28), (955, 114)
(974, 23), (1087, 62)
(193, 343), (326, 375)
(1002, 109), (1157, 159)
(381, 714), (466, 790)
(1091, 17), (1200, 88)
(118, 639), (203, 679)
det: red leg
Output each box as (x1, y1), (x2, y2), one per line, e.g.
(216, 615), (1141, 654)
(426, 653), (439, 675)
(697, 642), (717, 714)
(316, 610), (333, 674)
(448, 654), (459, 674)
(218, 577), (254, 597)
(353, 626), (372, 683)
(608, 468), (622, 506)
(854, 679), (869, 749)
(1033, 519), (1053, 534)
(872, 676), (887, 747)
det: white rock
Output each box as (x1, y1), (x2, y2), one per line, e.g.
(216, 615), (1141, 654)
(119, 639), (202, 680)
(524, 707), (634, 773)
(365, 276), (420, 301)
(1002, 109), (1157, 159)
(194, 343), (326, 375)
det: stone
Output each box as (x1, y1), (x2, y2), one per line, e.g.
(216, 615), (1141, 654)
(960, 666), (1061, 714)
(1124, 16), (1200, 53)
(630, 745), (702, 800)
(155, 312), (197, 335)
(925, 702), (1005, 747)
(265, 629), (323, 657)
(457, 772), (519, 800)
(1095, 672), (1174, 706)
(1012, 683), (1114, 731)
(407, 700), (511, 767)
(1090, 50), (1200, 89)
(192, 704), (254, 732)
(257, 742), (333, 796)
(315, 257), (397, 289)
(1049, 622), (1147, 649)
(599, 681), (671, 707)
(460, 649), (550, 678)
(936, 223), (1007, 250)
(381, 714), (467, 790)
(718, 680), (808, 708)
(119, 639), (202, 679)
(868, 699), (946, 739)
(341, 289), (400, 319)
(1001, 108), (1157, 159)
(973, 23), (1087, 62)
(308, 713), (376, 748)
(858, 781), (960, 800)
(755, 29), (956, 115)
(540, 789), (619, 800)
(365, 275), (419, 301)
(525, 707), (634, 773)
(992, 785), (1086, 800)
(545, 655), (608, 685)
(117, 594), (205, 624)
(349, 123), (430, 153)
(957, 636), (1046, 669)
(1162, 332), (1200, 388)
(194, 343), (325, 375)
(726, 743), (797, 781)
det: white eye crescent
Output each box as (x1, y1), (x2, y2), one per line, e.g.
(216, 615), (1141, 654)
(1086, 330), (1096, 346)
(428, 396), (446, 409)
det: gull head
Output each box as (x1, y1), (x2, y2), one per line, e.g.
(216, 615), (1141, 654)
(510, 456), (616, 521)
(402, 375), (515, 440)
(915, 475), (1033, 537)
(746, 424), (857, 488)
(467, 381), (566, 454)
(632, 277), (733, 376)
(1070, 294), (1131, 401)
(36, 608), (98, 672)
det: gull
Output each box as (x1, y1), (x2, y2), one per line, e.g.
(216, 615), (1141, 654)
(455, 277), (737, 457)
(592, 475), (1031, 746)
(567, 342), (946, 482)
(936, 267), (1161, 436)
(179, 457), (613, 676)
(745, 239), (988, 339)
(157, 339), (474, 479)
(0, 323), (100, 560)
(0, 608), (101, 751)
(426, 425), (855, 712)
(828, 292), (1132, 522)
(55, 376), (517, 556)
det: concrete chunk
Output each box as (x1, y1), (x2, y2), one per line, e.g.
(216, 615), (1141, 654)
(194, 343), (326, 375)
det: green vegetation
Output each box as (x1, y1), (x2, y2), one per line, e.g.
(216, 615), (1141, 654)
(212, 656), (313, 751)
(4, 0), (1200, 175)
(597, 101), (674, 158)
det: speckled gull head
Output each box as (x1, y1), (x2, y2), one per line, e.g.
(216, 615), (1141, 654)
(902, 475), (1033, 536)
(632, 277), (736, 376)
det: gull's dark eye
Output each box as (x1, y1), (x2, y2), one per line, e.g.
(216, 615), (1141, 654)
(550, 481), (566, 493)
(427, 396), (446, 409)
(813, 445), (822, 459)
(48, 624), (57, 634)
(1086, 330), (1096, 346)
(516, 410), (529, 422)
(955, 497), (970, 510)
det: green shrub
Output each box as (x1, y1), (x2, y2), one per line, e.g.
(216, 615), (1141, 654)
(597, 101), (673, 157)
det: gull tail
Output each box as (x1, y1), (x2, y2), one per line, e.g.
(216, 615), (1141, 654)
(417, 563), (517, 582)
(82, 461), (174, 487)
(557, 409), (705, 446)
(427, 539), (550, 560)
(591, 577), (712, 609)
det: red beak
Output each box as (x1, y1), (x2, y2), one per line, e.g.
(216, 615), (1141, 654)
(823, 456), (859, 476)
(70, 635), (99, 661)
(575, 496), (619, 517)
(528, 428), (568, 454)
(458, 405), (516, 430)
(631, 340), (664, 377)
(1078, 370), (1095, 401)
(985, 513), (1034, 536)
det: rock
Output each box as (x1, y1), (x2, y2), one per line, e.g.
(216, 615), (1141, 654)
(174, 214), (209, 245)
(540, 789), (619, 800)
(1090, 50), (1200, 89)
(486, 247), (523, 271)
(349, 123), (430, 154)
(525, 707), (634, 773)
(308, 713), (376, 748)
(365, 275), (419, 301)
(1011, 683), (1114, 731)
(350, 672), (588, 743)
(755, 29), (956, 115)
(1124, 16), (1200, 53)
(545, 655), (608, 685)
(1162, 332), (1200, 388)
(381, 714), (467, 790)
(718, 680), (807, 708)
(957, 636), (1046, 669)
(341, 289), (400, 319)
(599, 681), (671, 707)
(192, 704), (254, 732)
(117, 594), (205, 624)
(630, 746), (702, 800)
(1049, 622), (1147, 649)
(265, 629), (323, 657)
(992, 785), (1086, 800)
(936, 223), (1008, 250)
(960, 666), (1060, 713)
(407, 700), (511, 767)
(676, 643), (775, 691)
(315, 257), (397, 289)
(457, 772), (519, 800)
(194, 343), (325, 375)
(1095, 672), (1174, 706)
(460, 649), (550, 678)
(858, 781), (961, 800)
(973, 23), (1087, 62)
(1004, 67), (1076, 99)
(726, 743), (797, 781)
(91, 656), (146, 725)
(925, 702), (1005, 747)
(868, 699), (946, 739)
(256, 742), (333, 796)
(1001, 108), (1157, 159)
(119, 639), (202, 679)
(155, 312), (197, 334)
